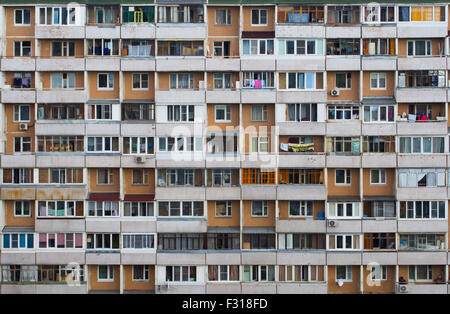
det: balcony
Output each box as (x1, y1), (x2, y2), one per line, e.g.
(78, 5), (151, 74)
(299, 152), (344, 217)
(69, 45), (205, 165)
(155, 187), (206, 200)
(362, 154), (396, 168)
(241, 252), (276, 264)
(1, 284), (87, 294)
(361, 26), (396, 38)
(1, 188), (35, 200)
(362, 56), (397, 71)
(121, 155), (156, 168)
(241, 58), (275, 71)
(1, 251), (35, 264)
(276, 219), (326, 233)
(397, 23), (448, 38)
(277, 90), (327, 103)
(37, 89), (87, 103)
(35, 187), (87, 201)
(85, 123), (120, 136)
(396, 120), (447, 135)
(36, 58), (85, 72)
(155, 89), (205, 103)
(395, 88), (447, 103)
(35, 121), (86, 136)
(86, 57), (120, 71)
(156, 219), (207, 233)
(277, 185), (327, 200)
(1, 57), (35, 71)
(206, 89), (240, 103)
(121, 24), (156, 39)
(397, 220), (448, 233)
(241, 283), (277, 294)
(85, 155), (121, 168)
(362, 218), (397, 233)
(397, 154), (446, 168)
(36, 156), (85, 168)
(155, 24), (206, 39)
(362, 251), (397, 265)
(276, 122), (326, 135)
(277, 251), (326, 265)
(121, 58), (156, 72)
(278, 154), (326, 168)
(85, 252), (120, 265)
(156, 58), (205, 72)
(396, 187), (447, 200)
(85, 25), (120, 38)
(397, 251), (447, 264)
(275, 24), (325, 38)
(121, 252), (156, 265)
(35, 26), (85, 39)
(1, 88), (36, 103)
(241, 89), (276, 103)
(121, 220), (157, 234)
(326, 154), (361, 168)
(205, 58), (240, 72)
(36, 251), (85, 264)
(396, 283), (447, 294)
(326, 121), (361, 137)
(205, 187), (241, 200)
(325, 25), (361, 38)
(157, 253), (205, 265)
(1, 154), (35, 168)
(326, 55), (361, 71)
(327, 252), (362, 265)
(206, 283), (241, 294)
(327, 219), (361, 233)
(398, 57), (446, 71)
(277, 283), (327, 294)
(276, 56), (325, 71)
(361, 122), (396, 135)
(241, 185), (277, 200)
(35, 219), (85, 233)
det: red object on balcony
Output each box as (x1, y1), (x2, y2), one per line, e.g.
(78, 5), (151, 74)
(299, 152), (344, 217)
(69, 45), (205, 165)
(123, 194), (155, 202)
(87, 193), (120, 201)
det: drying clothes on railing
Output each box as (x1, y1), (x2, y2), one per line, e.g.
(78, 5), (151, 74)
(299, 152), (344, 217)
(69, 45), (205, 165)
(280, 143), (315, 152)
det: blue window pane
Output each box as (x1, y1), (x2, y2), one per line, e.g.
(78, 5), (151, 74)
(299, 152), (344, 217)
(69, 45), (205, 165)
(19, 234), (26, 248)
(306, 72), (314, 89)
(27, 234), (34, 248)
(3, 234), (10, 249)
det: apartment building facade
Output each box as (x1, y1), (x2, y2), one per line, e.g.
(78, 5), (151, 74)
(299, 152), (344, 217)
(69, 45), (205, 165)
(0, 0), (449, 294)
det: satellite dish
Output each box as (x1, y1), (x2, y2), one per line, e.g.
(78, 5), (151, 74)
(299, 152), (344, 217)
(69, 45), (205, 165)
(337, 279), (344, 287)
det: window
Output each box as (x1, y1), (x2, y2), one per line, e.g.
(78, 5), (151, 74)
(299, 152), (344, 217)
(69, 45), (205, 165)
(38, 7), (77, 25)
(211, 169), (232, 187)
(251, 137), (269, 153)
(132, 169), (149, 185)
(328, 203), (360, 218)
(38, 200), (83, 217)
(278, 39), (324, 55)
(251, 104), (267, 121)
(123, 40), (153, 57)
(279, 72), (324, 90)
(251, 200), (268, 217)
(365, 234), (396, 250)
(327, 105), (359, 120)
(88, 104), (111, 120)
(243, 265), (275, 282)
(242, 39), (274, 55)
(278, 169), (324, 185)
(335, 169), (351, 185)
(38, 168), (83, 184)
(289, 201), (313, 217)
(363, 105), (395, 122)
(51, 73), (75, 89)
(399, 201), (446, 219)
(277, 5), (325, 23)
(279, 265), (323, 282)
(157, 169), (203, 187)
(122, 103), (154, 121)
(158, 137), (203, 152)
(122, 234), (155, 249)
(14, 137), (31, 153)
(213, 73), (232, 89)
(123, 6), (154, 24)
(123, 137), (154, 155)
(12, 72), (32, 88)
(277, 233), (326, 250)
(215, 9), (231, 25)
(98, 265), (114, 281)
(398, 168), (446, 188)
(370, 73), (386, 89)
(407, 40), (431, 56)
(214, 105), (231, 122)
(244, 235), (274, 250)
(14, 41), (31, 56)
(327, 39), (360, 55)
(97, 73), (114, 90)
(3, 233), (34, 249)
(123, 202), (154, 217)
(399, 6), (445, 22)
(132, 73), (149, 90)
(328, 235), (360, 250)
(93, 6), (115, 24)
(408, 266), (433, 281)
(335, 73), (352, 88)
(158, 233), (208, 250)
(243, 72), (274, 88)
(242, 169), (275, 185)
(251, 9), (268, 25)
(157, 5), (203, 23)
(213, 41), (230, 57)
(368, 201), (396, 218)
(37, 104), (83, 120)
(364, 5), (395, 23)
(51, 41), (75, 57)
(398, 71), (445, 88)
(157, 41), (204, 56)
(37, 136), (84, 153)
(87, 39), (119, 56)
(38, 233), (83, 249)
(167, 105), (195, 122)
(208, 265), (239, 282)
(399, 137), (445, 154)
(87, 233), (120, 250)
(329, 6), (358, 24)
(15, 9), (31, 25)
(169, 73), (194, 89)
(363, 136), (395, 153)
(97, 169), (114, 185)
(158, 201), (204, 217)
(370, 169), (387, 184)
(327, 137), (360, 154)
(399, 234), (445, 250)
(3, 168), (33, 184)
(286, 104), (318, 122)
(165, 266), (196, 282)
(363, 39), (395, 56)
(87, 137), (119, 152)
(14, 201), (31, 217)
(215, 201), (232, 217)
(132, 265), (149, 281)
(336, 266), (352, 281)
(87, 201), (119, 217)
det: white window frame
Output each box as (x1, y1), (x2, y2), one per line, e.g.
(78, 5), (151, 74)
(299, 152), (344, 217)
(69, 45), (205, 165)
(335, 169), (351, 185)
(408, 265), (433, 282)
(123, 201), (154, 217)
(158, 137), (203, 152)
(132, 73), (149, 90)
(327, 202), (361, 219)
(251, 104), (268, 121)
(87, 201), (119, 217)
(14, 9), (31, 26)
(329, 234), (361, 250)
(87, 136), (120, 153)
(242, 39), (274, 55)
(399, 136), (445, 154)
(335, 72), (352, 89)
(2, 233), (34, 249)
(279, 39), (322, 55)
(363, 105), (395, 123)
(37, 200), (81, 217)
(288, 200), (313, 217)
(158, 201), (204, 217)
(399, 200), (447, 220)
(214, 105), (231, 122)
(251, 136), (269, 153)
(123, 137), (154, 155)
(370, 72), (386, 90)
(132, 265), (150, 281)
(97, 169), (114, 185)
(280, 72), (323, 90)
(97, 73), (114, 90)
(165, 266), (197, 282)
(14, 200), (31, 217)
(50, 72), (75, 89)
(336, 265), (352, 282)
(407, 40), (432, 57)
(88, 104), (112, 120)
(215, 8), (231, 25)
(38, 6), (77, 25)
(243, 265), (275, 282)
(14, 41), (31, 56)
(370, 169), (387, 184)
(122, 233), (155, 250)
(14, 136), (31, 153)
(327, 105), (359, 121)
(167, 105), (195, 122)
(251, 9), (268, 26)
(215, 200), (232, 217)
(98, 265), (114, 282)
(251, 200), (268, 217)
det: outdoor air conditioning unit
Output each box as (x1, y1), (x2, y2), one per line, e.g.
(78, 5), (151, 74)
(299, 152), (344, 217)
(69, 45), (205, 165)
(19, 123), (28, 131)
(397, 284), (408, 294)
(135, 156), (145, 163)
(327, 220), (337, 227)
(330, 89), (340, 96)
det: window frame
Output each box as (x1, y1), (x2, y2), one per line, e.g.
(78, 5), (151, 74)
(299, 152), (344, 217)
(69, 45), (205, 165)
(335, 169), (352, 185)
(251, 9), (268, 26)
(251, 200), (269, 217)
(14, 9), (31, 26)
(97, 73), (114, 90)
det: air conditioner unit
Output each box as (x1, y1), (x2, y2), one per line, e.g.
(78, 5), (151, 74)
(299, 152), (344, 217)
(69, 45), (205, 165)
(19, 123), (28, 131)
(330, 89), (340, 96)
(327, 220), (337, 227)
(397, 284), (408, 294)
(135, 156), (145, 163)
